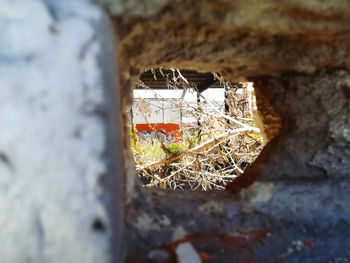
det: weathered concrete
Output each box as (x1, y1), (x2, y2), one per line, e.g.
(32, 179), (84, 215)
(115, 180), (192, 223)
(259, 69), (350, 180)
(0, 0), (122, 262)
(1, 0), (350, 262)
(103, 0), (350, 261)
(125, 180), (350, 262)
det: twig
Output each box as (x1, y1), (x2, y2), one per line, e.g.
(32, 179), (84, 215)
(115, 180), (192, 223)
(137, 127), (260, 170)
(199, 93), (250, 128)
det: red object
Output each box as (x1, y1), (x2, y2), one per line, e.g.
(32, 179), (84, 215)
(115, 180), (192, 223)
(199, 251), (211, 261)
(135, 123), (182, 139)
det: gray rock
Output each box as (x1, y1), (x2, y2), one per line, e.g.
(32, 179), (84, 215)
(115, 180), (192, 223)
(0, 0), (117, 262)
(175, 242), (202, 263)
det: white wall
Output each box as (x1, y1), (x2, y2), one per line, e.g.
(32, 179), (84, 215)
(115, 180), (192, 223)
(132, 88), (225, 124)
(132, 99), (181, 124)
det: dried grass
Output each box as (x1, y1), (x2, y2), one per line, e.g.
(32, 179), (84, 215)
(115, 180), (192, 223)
(130, 69), (263, 190)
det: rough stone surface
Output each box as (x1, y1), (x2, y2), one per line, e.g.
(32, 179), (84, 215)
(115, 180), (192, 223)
(0, 1), (121, 262)
(106, 0), (350, 262)
(109, 0), (350, 186)
(259, 69), (350, 179)
(125, 180), (350, 262)
(1, 0), (350, 262)
(112, 0), (350, 82)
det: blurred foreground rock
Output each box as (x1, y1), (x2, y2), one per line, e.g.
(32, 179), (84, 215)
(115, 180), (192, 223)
(0, 0), (122, 262)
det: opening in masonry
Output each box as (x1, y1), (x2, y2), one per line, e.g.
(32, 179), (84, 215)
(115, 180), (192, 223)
(129, 68), (264, 190)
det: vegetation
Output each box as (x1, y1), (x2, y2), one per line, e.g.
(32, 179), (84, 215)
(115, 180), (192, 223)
(130, 69), (263, 190)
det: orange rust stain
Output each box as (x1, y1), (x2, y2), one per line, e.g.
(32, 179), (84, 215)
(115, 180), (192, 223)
(302, 240), (315, 249)
(199, 251), (211, 261)
(161, 229), (271, 263)
(125, 229), (271, 263)
(276, 6), (349, 22)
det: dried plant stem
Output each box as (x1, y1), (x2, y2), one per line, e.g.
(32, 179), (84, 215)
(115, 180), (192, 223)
(198, 93), (250, 128)
(133, 68), (263, 190)
(137, 127), (260, 170)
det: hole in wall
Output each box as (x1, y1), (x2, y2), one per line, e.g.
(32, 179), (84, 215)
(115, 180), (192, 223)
(128, 68), (266, 190)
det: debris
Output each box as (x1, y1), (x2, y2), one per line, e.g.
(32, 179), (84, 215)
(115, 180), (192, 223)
(175, 242), (202, 263)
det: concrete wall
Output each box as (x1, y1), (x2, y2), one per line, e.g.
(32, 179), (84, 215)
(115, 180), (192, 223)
(1, 0), (350, 262)
(132, 99), (181, 124)
(105, 0), (350, 262)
